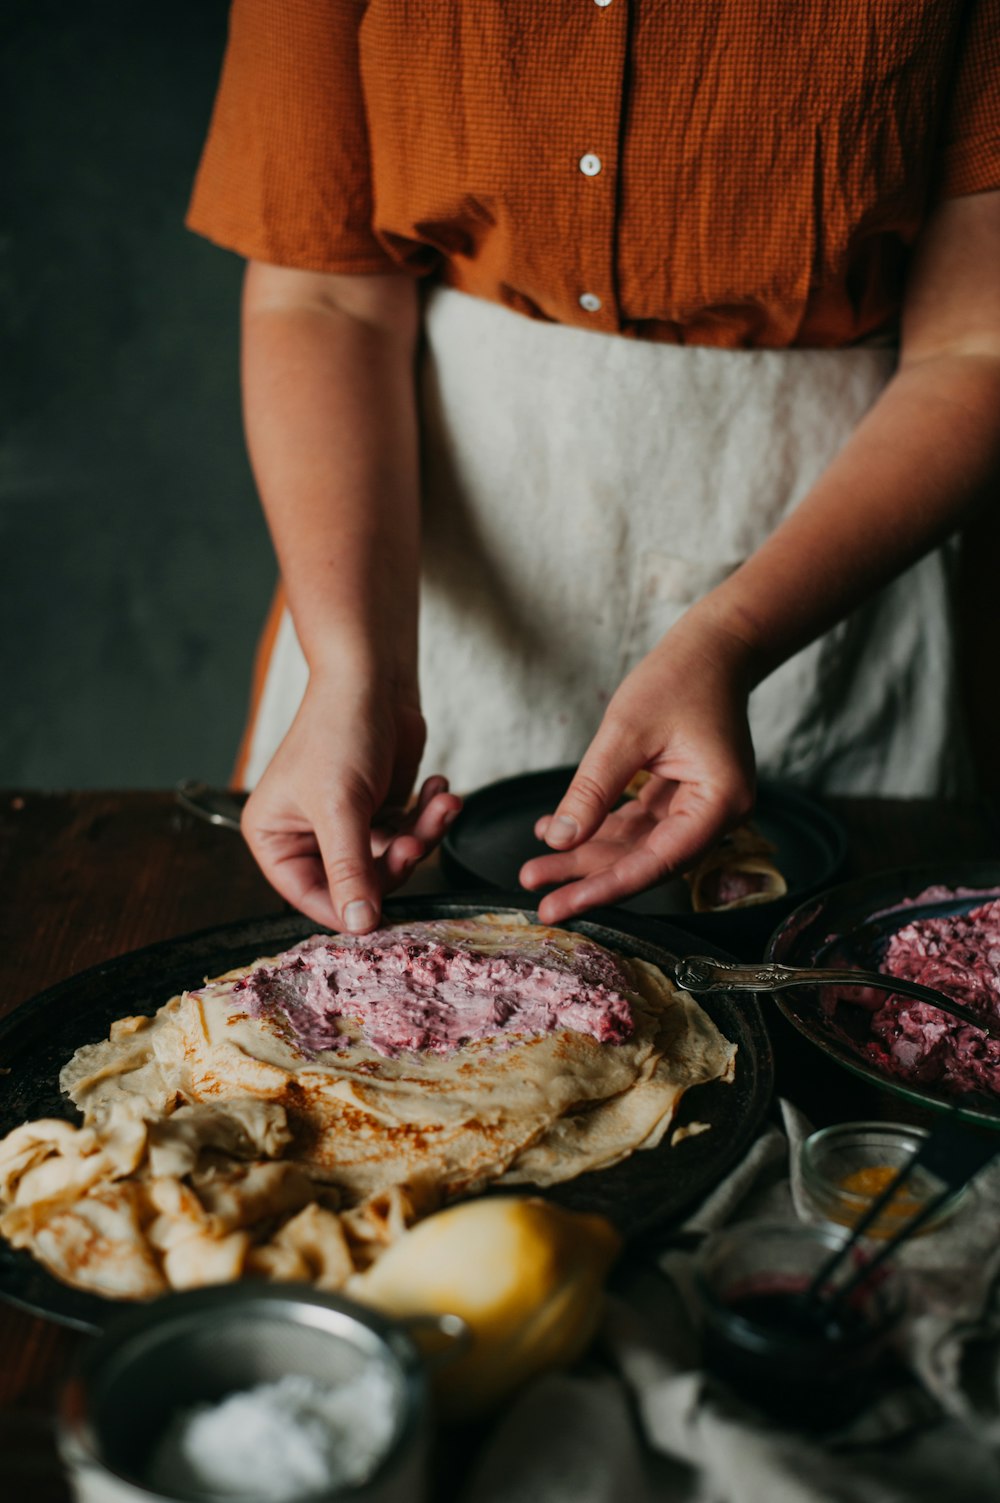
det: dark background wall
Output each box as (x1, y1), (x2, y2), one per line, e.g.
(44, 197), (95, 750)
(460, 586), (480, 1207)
(3, 1), (273, 789)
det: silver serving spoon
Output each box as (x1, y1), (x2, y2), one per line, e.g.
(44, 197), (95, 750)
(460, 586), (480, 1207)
(672, 955), (1000, 1042)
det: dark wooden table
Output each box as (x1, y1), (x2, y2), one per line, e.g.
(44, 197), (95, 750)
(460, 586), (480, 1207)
(2, 789), (998, 1499)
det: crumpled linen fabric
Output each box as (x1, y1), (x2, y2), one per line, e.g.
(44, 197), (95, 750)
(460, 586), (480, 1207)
(460, 1102), (1000, 1503)
(243, 289), (970, 798)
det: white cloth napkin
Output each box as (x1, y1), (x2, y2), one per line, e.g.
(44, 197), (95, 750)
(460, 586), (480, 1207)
(460, 1103), (1000, 1503)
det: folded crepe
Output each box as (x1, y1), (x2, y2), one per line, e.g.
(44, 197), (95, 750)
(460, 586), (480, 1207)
(623, 773), (787, 912)
(685, 824), (787, 912)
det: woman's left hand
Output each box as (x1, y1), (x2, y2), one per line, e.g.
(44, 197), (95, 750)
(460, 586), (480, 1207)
(524, 187), (1000, 929)
(519, 617), (757, 923)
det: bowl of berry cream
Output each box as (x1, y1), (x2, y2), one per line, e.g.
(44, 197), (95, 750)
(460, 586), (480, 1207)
(57, 1284), (463, 1503)
(765, 862), (1000, 1131)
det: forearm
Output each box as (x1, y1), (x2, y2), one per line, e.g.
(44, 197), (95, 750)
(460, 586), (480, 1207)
(528, 350), (1000, 919)
(530, 192), (1000, 919)
(683, 350), (1000, 686)
(241, 263), (421, 684)
(687, 188), (1000, 685)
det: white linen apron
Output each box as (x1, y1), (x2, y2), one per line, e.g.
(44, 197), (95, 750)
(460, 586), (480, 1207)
(242, 288), (970, 797)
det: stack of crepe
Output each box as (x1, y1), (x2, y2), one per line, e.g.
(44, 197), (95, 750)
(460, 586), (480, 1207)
(0, 913), (735, 1300)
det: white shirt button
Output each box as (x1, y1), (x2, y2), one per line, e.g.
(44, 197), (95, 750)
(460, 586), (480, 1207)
(579, 292), (602, 313)
(579, 153), (602, 177)
(595, 0), (613, 7)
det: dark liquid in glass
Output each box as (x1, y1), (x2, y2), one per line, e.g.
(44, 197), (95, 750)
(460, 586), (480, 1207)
(702, 1278), (897, 1430)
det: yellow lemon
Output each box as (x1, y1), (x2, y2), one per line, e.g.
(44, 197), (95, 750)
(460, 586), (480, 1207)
(350, 1195), (621, 1417)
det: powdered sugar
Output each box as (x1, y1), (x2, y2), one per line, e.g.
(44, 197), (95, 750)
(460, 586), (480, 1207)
(148, 1368), (399, 1500)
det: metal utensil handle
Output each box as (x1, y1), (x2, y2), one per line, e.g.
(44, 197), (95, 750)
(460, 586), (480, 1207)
(673, 957), (1000, 1041)
(175, 779), (247, 832)
(399, 1311), (471, 1370)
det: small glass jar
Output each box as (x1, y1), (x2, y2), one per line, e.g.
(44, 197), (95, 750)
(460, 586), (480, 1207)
(800, 1121), (968, 1239)
(693, 1220), (905, 1430)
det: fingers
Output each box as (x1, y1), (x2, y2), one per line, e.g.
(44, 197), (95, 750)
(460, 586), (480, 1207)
(375, 781), (462, 894)
(537, 846), (672, 925)
(522, 799), (651, 890)
(243, 785), (382, 935)
(371, 780), (462, 858)
(526, 768), (756, 923)
(377, 775), (449, 834)
(245, 771), (461, 935)
(247, 829), (340, 930)
(407, 779), (463, 845)
(540, 736), (640, 851)
(415, 774), (449, 809)
(520, 845), (598, 891)
(312, 790), (391, 931)
(378, 831), (425, 892)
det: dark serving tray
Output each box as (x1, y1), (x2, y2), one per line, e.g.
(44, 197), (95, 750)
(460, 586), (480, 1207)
(442, 768), (848, 956)
(0, 896), (773, 1333)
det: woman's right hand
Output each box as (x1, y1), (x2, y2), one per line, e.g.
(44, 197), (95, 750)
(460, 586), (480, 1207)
(238, 264), (433, 933)
(240, 666), (461, 934)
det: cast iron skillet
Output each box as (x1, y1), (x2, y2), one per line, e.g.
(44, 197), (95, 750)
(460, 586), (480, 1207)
(0, 896), (773, 1333)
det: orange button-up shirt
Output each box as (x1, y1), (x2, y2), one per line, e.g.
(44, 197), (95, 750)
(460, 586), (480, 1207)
(188, 0), (1000, 349)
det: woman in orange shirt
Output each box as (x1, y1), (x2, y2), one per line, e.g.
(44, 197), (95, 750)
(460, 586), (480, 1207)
(188, 1), (1000, 935)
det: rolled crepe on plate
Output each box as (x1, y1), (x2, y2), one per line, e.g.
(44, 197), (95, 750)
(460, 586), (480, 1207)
(623, 772), (787, 913)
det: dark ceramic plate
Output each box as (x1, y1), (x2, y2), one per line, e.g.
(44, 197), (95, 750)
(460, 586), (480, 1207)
(0, 897), (773, 1334)
(765, 862), (1000, 1131)
(442, 768), (848, 957)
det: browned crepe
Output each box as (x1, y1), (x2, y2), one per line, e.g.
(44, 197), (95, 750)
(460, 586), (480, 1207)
(0, 913), (735, 1299)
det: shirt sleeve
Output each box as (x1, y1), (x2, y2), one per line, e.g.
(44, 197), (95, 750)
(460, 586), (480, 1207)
(934, 0), (1000, 197)
(185, 0), (398, 273)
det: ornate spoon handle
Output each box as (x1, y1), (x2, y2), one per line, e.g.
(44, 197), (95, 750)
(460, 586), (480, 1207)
(672, 956), (1000, 1042)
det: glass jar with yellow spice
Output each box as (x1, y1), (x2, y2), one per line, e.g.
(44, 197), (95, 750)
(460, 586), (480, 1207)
(799, 1122), (970, 1239)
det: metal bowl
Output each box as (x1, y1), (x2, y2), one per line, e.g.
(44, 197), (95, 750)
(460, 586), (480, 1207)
(57, 1284), (447, 1503)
